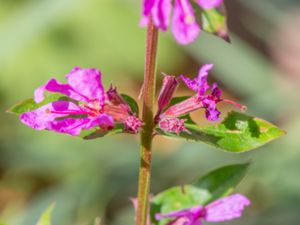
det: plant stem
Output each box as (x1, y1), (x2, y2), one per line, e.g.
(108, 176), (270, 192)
(136, 19), (159, 225)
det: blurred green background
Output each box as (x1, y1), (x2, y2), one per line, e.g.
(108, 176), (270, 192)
(1, 0), (300, 224)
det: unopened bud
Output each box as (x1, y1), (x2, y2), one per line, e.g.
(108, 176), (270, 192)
(157, 75), (179, 115)
(159, 117), (190, 135)
(107, 85), (131, 113)
(161, 95), (203, 118)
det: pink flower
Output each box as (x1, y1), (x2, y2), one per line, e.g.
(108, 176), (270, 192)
(155, 64), (246, 134)
(141, 0), (224, 44)
(162, 64), (246, 122)
(155, 194), (251, 225)
(20, 67), (142, 136)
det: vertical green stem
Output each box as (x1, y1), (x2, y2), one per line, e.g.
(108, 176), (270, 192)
(136, 19), (159, 225)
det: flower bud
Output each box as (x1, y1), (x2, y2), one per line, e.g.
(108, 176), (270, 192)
(124, 115), (143, 134)
(107, 85), (131, 113)
(161, 95), (203, 118)
(157, 75), (179, 115)
(159, 117), (190, 135)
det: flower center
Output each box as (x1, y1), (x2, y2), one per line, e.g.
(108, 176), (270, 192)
(83, 100), (103, 117)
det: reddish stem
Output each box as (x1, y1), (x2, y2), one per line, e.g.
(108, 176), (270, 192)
(136, 19), (159, 225)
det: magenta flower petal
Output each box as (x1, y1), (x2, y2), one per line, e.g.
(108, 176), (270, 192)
(196, 0), (223, 10)
(141, 0), (172, 31)
(156, 206), (203, 220)
(66, 67), (106, 105)
(196, 64), (213, 96)
(155, 194), (250, 225)
(142, 0), (156, 16)
(48, 118), (91, 136)
(179, 76), (198, 92)
(172, 0), (200, 45)
(84, 114), (114, 130)
(152, 0), (172, 31)
(20, 101), (84, 132)
(34, 78), (88, 103)
(204, 194), (251, 222)
(180, 64), (213, 95)
(211, 83), (222, 99)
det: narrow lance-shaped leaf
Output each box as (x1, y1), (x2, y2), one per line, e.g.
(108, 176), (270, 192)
(157, 111), (285, 152)
(151, 164), (250, 224)
(193, 163), (249, 203)
(80, 124), (125, 140)
(121, 94), (139, 115)
(202, 6), (230, 42)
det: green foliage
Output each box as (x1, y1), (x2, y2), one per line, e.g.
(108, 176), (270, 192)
(158, 111), (285, 152)
(194, 163), (249, 203)
(151, 163), (248, 225)
(202, 8), (229, 42)
(36, 203), (55, 225)
(151, 185), (210, 225)
(80, 124), (125, 140)
(121, 94), (139, 115)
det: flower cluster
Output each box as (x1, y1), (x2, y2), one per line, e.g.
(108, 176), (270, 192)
(20, 67), (143, 136)
(131, 193), (250, 225)
(155, 64), (246, 134)
(155, 194), (250, 225)
(141, 0), (224, 44)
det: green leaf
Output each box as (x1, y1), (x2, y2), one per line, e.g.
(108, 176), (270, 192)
(168, 96), (189, 106)
(202, 8), (230, 42)
(80, 124), (125, 140)
(194, 163), (249, 203)
(157, 111), (285, 152)
(121, 94), (139, 115)
(36, 203), (55, 225)
(151, 185), (210, 225)
(7, 93), (67, 115)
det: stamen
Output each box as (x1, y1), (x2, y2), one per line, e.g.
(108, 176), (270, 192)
(222, 99), (247, 112)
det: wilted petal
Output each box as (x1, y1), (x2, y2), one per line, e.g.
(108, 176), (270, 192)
(180, 75), (198, 92)
(172, 0), (200, 45)
(205, 107), (220, 121)
(211, 83), (222, 99)
(204, 194), (250, 222)
(197, 64), (213, 96)
(66, 67), (106, 105)
(34, 78), (88, 103)
(196, 0), (223, 9)
(107, 86), (131, 113)
(202, 98), (220, 121)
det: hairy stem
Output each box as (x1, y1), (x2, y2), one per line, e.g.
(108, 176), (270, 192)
(136, 19), (159, 225)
